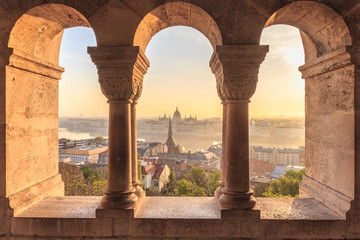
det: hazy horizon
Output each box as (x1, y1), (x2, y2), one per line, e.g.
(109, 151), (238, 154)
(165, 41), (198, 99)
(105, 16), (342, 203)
(59, 113), (305, 120)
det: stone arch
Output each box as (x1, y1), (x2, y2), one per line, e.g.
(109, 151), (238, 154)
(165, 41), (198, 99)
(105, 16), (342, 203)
(261, 1), (354, 218)
(264, 1), (351, 62)
(133, 2), (222, 52)
(8, 3), (93, 66)
(5, 3), (96, 214)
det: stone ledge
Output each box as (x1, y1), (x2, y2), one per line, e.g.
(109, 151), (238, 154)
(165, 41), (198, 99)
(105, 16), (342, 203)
(10, 174), (64, 216)
(15, 196), (342, 220)
(10, 196), (349, 239)
(136, 197), (220, 219)
(300, 175), (351, 219)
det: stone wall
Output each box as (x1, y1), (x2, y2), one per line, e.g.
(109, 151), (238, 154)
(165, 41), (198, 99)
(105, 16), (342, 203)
(0, 0), (360, 239)
(5, 56), (64, 214)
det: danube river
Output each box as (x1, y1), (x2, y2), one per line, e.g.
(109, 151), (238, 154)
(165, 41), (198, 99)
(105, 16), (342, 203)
(59, 128), (304, 151)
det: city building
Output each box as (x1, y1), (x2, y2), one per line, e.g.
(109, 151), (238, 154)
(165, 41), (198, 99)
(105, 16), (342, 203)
(2, 1), (360, 239)
(250, 146), (304, 166)
(138, 107), (222, 135)
(137, 141), (168, 157)
(97, 150), (108, 166)
(141, 161), (170, 191)
(59, 146), (108, 164)
(250, 159), (275, 177)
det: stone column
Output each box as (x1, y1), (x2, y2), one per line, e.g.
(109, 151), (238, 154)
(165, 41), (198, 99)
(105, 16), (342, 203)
(214, 102), (226, 198)
(210, 45), (268, 210)
(88, 46), (149, 209)
(131, 101), (144, 198)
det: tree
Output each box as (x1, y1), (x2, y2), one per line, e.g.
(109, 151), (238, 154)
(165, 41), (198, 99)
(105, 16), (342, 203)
(137, 152), (143, 187)
(175, 179), (206, 197)
(137, 160), (143, 187)
(60, 163), (107, 196)
(253, 183), (269, 197)
(207, 170), (221, 196)
(145, 186), (161, 196)
(80, 166), (98, 180)
(184, 167), (207, 189)
(263, 169), (305, 198)
(94, 136), (104, 141)
(161, 168), (177, 196)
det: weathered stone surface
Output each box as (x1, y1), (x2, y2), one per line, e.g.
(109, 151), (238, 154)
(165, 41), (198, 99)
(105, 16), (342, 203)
(305, 138), (354, 198)
(136, 197), (220, 219)
(300, 175), (352, 219)
(7, 196), (347, 239)
(1, 0), (360, 239)
(305, 66), (354, 114)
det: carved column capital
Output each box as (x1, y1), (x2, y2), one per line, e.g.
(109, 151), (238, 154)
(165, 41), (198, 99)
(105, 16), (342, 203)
(88, 46), (149, 102)
(210, 45), (269, 101)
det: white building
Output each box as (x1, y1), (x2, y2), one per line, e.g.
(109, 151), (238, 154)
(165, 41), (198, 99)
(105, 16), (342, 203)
(59, 146), (108, 164)
(275, 148), (300, 165)
(250, 146), (303, 166)
(141, 161), (170, 191)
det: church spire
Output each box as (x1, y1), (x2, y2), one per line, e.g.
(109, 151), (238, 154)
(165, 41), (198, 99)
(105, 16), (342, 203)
(168, 118), (173, 137)
(165, 118), (181, 154)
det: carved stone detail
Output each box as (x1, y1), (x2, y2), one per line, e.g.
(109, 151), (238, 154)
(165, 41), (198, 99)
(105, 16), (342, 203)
(210, 45), (269, 101)
(88, 46), (149, 101)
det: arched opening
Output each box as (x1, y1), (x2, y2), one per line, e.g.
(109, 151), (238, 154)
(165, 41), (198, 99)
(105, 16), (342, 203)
(6, 3), (97, 214)
(251, 24), (305, 198)
(133, 2), (222, 52)
(137, 26), (221, 195)
(265, 1), (351, 60)
(133, 3), (223, 197)
(259, 1), (353, 218)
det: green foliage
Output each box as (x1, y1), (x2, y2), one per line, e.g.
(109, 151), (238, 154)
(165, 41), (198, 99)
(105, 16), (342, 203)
(253, 183), (269, 197)
(94, 136), (104, 141)
(175, 179), (206, 197)
(145, 186), (162, 196)
(184, 167), (207, 189)
(59, 163), (107, 196)
(207, 170), (221, 196)
(137, 152), (141, 160)
(137, 160), (143, 187)
(263, 169), (305, 198)
(161, 168), (177, 196)
(80, 166), (98, 180)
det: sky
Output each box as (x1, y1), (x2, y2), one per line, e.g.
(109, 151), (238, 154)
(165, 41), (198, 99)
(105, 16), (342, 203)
(58, 25), (304, 119)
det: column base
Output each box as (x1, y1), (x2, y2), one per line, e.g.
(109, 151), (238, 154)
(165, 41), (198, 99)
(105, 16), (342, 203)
(214, 181), (225, 199)
(97, 189), (145, 218)
(100, 189), (138, 209)
(219, 189), (256, 210)
(133, 181), (145, 198)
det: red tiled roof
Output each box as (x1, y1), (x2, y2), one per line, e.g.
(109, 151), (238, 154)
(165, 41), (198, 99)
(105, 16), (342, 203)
(250, 159), (275, 173)
(157, 159), (178, 168)
(141, 164), (156, 175)
(152, 164), (165, 180)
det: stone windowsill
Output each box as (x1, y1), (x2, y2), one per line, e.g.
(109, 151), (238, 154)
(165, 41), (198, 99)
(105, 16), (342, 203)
(16, 196), (343, 220)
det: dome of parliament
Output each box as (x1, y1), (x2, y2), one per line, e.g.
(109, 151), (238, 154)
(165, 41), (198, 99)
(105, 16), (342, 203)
(172, 106), (181, 121)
